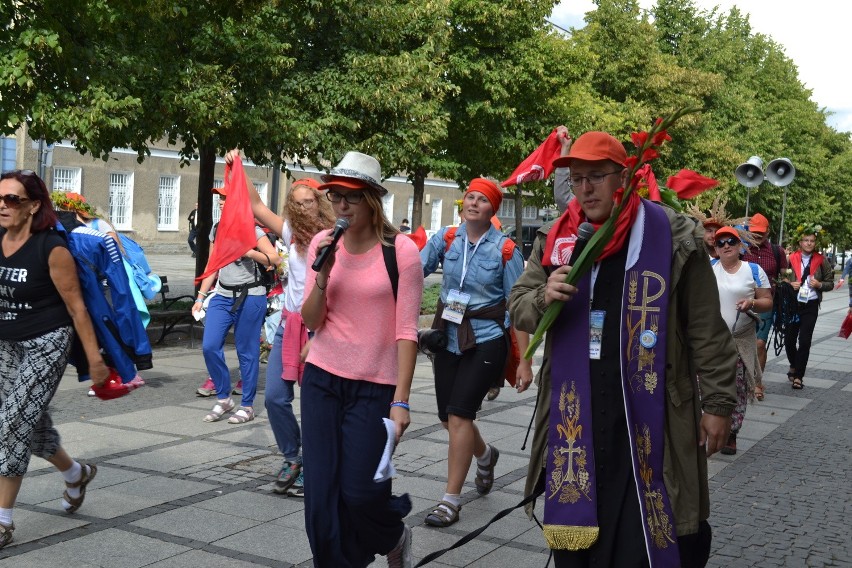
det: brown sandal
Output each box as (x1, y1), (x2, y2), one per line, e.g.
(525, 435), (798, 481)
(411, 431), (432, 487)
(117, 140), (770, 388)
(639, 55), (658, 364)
(791, 377), (804, 390)
(754, 384), (765, 401)
(0, 522), (14, 550)
(424, 500), (461, 527)
(63, 462), (97, 514)
(475, 445), (500, 495)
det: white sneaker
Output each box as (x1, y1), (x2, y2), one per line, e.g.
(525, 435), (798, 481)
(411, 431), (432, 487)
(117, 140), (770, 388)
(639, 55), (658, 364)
(87, 388), (96, 397)
(386, 525), (412, 568)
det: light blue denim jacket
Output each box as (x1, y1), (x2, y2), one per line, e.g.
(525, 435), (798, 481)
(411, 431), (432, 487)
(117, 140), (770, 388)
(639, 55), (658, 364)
(421, 223), (524, 354)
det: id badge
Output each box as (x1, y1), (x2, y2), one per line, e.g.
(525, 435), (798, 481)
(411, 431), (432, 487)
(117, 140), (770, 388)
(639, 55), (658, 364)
(442, 289), (471, 325)
(589, 310), (605, 360)
(797, 283), (810, 303)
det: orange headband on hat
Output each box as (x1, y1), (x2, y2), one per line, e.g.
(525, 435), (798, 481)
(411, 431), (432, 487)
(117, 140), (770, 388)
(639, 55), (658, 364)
(466, 178), (503, 215)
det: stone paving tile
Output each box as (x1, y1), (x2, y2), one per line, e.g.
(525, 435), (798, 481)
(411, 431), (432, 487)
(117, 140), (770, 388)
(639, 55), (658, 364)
(216, 521), (314, 565)
(0, 509), (89, 548)
(145, 549), (271, 567)
(106, 440), (255, 472)
(3, 528), (190, 568)
(131, 505), (262, 542)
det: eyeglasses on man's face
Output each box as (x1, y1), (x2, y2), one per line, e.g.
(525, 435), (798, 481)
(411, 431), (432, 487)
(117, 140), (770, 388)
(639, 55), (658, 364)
(715, 237), (740, 248)
(327, 191), (364, 205)
(568, 170), (622, 188)
(0, 194), (31, 208)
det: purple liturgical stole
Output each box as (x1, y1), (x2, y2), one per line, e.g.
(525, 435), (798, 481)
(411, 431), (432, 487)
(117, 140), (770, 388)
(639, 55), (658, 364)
(544, 201), (680, 567)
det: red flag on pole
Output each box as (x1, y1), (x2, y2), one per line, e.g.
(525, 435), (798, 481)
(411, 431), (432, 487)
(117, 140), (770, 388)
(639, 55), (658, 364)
(501, 129), (563, 188)
(195, 157), (258, 284)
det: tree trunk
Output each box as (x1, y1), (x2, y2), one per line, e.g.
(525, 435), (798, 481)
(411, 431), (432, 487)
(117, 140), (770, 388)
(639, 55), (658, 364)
(412, 168), (427, 229)
(514, 185), (524, 246)
(195, 144), (216, 281)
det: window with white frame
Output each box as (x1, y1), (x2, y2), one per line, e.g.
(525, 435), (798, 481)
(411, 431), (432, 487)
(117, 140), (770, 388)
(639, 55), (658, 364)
(53, 167), (82, 194)
(407, 197), (413, 224)
(212, 179), (224, 224)
(498, 199), (515, 218)
(523, 205), (538, 220)
(157, 175), (180, 230)
(108, 172), (134, 230)
(382, 194), (395, 221)
(1, 137), (17, 173)
(452, 204), (461, 227)
(430, 198), (443, 232)
(254, 182), (268, 205)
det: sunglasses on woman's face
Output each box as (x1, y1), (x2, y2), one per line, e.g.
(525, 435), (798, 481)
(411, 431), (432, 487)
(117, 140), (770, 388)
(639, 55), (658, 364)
(327, 190), (364, 205)
(715, 237), (740, 248)
(0, 194), (31, 208)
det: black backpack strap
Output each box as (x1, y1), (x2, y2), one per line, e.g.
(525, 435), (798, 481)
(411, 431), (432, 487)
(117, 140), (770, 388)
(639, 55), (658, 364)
(382, 238), (399, 302)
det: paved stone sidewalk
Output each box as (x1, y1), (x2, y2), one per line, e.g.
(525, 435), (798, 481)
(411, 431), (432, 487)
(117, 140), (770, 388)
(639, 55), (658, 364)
(0, 256), (849, 567)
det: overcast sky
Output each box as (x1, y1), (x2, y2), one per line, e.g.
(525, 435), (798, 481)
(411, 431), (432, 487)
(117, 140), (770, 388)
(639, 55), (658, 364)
(551, 0), (852, 134)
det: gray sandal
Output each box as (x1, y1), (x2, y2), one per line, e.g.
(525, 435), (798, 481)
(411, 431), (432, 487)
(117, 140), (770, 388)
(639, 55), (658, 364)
(424, 500), (461, 528)
(475, 445), (499, 495)
(204, 398), (235, 422)
(0, 522), (14, 549)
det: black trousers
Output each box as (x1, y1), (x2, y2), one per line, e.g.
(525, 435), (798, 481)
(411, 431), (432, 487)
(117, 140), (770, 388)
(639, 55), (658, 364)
(784, 299), (819, 378)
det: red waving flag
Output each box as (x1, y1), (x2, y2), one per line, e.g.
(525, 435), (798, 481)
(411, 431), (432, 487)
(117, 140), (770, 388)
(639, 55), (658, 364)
(665, 169), (719, 200)
(195, 157), (258, 284)
(405, 226), (428, 251)
(501, 130), (562, 188)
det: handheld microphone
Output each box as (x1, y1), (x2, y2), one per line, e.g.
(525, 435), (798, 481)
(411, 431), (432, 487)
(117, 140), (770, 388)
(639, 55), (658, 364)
(568, 222), (596, 266)
(312, 218), (349, 272)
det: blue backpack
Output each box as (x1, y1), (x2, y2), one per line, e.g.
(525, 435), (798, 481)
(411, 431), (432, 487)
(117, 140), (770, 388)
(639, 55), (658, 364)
(90, 219), (162, 300)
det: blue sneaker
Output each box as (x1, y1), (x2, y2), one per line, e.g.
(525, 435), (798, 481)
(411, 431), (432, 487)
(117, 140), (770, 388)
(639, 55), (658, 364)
(288, 470), (304, 497)
(273, 460), (301, 495)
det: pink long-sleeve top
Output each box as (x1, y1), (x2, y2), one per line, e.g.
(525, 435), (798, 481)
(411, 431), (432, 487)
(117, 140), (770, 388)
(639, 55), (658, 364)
(304, 232), (423, 385)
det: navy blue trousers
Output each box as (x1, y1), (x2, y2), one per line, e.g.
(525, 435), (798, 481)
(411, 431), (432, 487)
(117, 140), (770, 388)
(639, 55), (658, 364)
(301, 363), (412, 567)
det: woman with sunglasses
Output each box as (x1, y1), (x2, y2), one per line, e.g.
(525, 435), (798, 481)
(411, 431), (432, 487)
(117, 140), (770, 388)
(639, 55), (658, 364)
(711, 226), (772, 455)
(0, 170), (109, 549)
(228, 150), (421, 566)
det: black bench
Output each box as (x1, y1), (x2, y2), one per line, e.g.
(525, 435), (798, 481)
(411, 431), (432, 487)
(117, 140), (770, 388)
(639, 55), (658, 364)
(147, 275), (198, 344)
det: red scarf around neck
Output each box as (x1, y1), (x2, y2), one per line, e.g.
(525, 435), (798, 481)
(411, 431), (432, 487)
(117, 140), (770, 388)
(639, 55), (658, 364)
(542, 188), (640, 266)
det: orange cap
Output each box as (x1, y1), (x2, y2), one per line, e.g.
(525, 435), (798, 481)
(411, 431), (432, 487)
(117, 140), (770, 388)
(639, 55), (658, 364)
(714, 226), (740, 241)
(552, 131), (627, 168)
(750, 213), (769, 233)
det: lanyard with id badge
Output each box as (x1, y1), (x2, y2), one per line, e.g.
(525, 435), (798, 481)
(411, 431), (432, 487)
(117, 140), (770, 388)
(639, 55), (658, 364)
(798, 260), (811, 303)
(441, 234), (481, 325)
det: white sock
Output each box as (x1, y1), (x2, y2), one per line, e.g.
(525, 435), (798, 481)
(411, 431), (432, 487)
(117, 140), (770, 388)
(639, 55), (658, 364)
(61, 461), (83, 485)
(61, 462), (86, 505)
(0, 507), (12, 527)
(476, 445), (492, 471)
(442, 493), (461, 508)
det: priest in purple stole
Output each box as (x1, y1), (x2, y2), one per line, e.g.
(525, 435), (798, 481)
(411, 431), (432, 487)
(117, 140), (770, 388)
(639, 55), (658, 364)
(509, 131), (738, 568)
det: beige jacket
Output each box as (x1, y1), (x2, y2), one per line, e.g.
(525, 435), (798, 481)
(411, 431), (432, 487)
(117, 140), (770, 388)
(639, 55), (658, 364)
(508, 205), (738, 537)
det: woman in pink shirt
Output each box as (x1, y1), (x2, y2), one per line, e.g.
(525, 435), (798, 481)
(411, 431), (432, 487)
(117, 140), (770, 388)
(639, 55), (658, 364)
(300, 152), (422, 568)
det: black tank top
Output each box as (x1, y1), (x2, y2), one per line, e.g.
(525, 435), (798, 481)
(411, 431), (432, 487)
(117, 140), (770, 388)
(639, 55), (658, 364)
(0, 229), (73, 340)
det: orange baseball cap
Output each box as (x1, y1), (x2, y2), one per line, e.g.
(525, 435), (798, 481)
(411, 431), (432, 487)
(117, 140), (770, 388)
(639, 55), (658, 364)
(714, 226), (740, 241)
(749, 213), (769, 233)
(553, 131), (627, 168)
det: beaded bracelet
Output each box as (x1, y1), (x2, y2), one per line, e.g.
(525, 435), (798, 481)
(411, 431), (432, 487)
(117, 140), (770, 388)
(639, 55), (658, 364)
(390, 400), (410, 411)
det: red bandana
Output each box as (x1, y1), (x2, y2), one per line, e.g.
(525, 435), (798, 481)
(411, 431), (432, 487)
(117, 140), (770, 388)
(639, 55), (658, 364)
(542, 189), (640, 266)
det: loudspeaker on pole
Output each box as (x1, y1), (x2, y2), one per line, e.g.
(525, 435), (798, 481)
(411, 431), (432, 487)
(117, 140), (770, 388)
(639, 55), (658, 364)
(766, 157), (796, 187)
(735, 155), (765, 187)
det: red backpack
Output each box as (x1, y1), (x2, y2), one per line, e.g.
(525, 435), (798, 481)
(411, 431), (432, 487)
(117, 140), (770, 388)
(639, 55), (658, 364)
(442, 226), (517, 264)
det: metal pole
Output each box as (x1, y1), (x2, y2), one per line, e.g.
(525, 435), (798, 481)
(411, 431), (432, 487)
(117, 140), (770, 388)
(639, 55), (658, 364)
(744, 186), (751, 219)
(778, 185), (788, 246)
